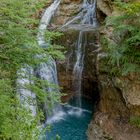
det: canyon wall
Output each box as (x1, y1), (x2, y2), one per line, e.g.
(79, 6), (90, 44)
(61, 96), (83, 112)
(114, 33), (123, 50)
(46, 0), (140, 139)
(87, 1), (140, 140)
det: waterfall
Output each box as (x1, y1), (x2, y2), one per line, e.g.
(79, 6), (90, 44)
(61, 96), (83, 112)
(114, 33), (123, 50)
(17, 65), (36, 116)
(36, 0), (65, 123)
(62, 0), (97, 110)
(17, 0), (97, 121)
(17, 0), (62, 120)
(38, 0), (61, 46)
(61, 0), (97, 29)
(81, 0), (97, 26)
(73, 31), (85, 109)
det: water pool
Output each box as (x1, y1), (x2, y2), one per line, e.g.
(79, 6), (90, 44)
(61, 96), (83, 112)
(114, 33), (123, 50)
(45, 98), (93, 140)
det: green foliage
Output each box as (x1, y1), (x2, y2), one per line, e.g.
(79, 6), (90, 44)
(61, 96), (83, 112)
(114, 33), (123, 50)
(56, 134), (61, 140)
(0, 79), (42, 140)
(102, 0), (140, 76)
(1, 0), (40, 78)
(0, 0), (64, 139)
(129, 116), (140, 128)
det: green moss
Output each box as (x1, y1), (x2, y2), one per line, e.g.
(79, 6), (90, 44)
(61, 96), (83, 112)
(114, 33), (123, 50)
(129, 116), (140, 128)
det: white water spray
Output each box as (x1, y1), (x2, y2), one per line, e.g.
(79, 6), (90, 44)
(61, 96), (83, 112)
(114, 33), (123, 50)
(61, 0), (97, 29)
(17, 0), (62, 120)
(36, 0), (65, 123)
(63, 0), (97, 111)
(17, 65), (36, 116)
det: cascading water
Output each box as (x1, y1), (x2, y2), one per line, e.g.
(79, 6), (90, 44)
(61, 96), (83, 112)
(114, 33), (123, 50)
(18, 0), (98, 139)
(17, 0), (62, 120)
(73, 31), (85, 110)
(66, 0), (98, 110)
(82, 0), (97, 26)
(61, 0), (97, 29)
(40, 0), (98, 139)
(17, 65), (36, 116)
(38, 0), (61, 46)
(36, 0), (65, 123)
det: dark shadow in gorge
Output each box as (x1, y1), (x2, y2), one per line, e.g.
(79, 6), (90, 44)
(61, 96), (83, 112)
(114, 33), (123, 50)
(54, 28), (100, 111)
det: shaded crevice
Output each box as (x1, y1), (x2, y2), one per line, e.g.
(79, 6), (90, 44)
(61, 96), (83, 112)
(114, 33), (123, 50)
(97, 9), (107, 23)
(55, 29), (101, 109)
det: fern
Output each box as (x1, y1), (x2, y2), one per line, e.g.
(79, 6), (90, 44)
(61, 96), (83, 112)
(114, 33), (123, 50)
(0, 0), (64, 139)
(102, 0), (140, 76)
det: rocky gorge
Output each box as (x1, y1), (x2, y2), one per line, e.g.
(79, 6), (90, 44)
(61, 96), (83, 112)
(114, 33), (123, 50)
(44, 0), (140, 139)
(1, 0), (140, 139)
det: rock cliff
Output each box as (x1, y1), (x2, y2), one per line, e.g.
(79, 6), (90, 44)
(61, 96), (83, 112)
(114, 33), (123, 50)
(46, 0), (140, 139)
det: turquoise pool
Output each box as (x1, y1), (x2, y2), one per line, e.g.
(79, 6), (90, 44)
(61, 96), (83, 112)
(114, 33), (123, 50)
(45, 98), (93, 140)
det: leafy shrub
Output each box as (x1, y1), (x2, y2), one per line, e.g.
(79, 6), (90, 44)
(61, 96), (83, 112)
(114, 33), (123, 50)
(101, 0), (140, 76)
(0, 0), (64, 139)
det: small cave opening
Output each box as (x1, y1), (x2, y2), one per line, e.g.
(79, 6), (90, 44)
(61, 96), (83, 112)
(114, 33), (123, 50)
(82, 75), (100, 108)
(81, 58), (100, 114)
(97, 9), (107, 23)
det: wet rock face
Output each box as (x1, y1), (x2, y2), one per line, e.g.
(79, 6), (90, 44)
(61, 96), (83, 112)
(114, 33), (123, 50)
(51, 0), (81, 26)
(97, 0), (113, 16)
(56, 29), (100, 101)
(50, 0), (112, 26)
(50, 0), (140, 118)
(86, 12), (140, 140)
(46, 0), (140, 139)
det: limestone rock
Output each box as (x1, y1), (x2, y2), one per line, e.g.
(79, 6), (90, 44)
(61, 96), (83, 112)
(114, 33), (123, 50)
(87, 112), (140, 140)
(97, 0), (113, 16)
